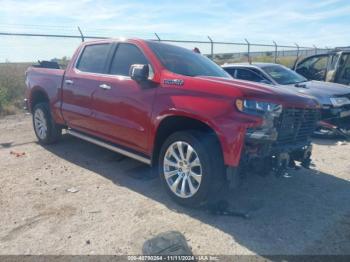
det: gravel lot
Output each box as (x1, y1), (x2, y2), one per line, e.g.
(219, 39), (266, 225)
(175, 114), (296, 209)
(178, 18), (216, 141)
(1, 113), (350, 255)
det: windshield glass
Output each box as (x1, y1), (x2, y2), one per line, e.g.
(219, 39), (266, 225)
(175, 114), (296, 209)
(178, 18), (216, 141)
(263, 65), (307, 85)
(147, 41), (231, 78)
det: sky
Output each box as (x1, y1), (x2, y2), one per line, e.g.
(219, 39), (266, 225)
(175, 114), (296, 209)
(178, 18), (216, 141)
(0, 0), (350, 62)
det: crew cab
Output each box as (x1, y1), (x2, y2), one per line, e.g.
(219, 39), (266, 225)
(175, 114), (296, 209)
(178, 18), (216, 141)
(25, 39), (320, 207)
(222, 63), (350, 134)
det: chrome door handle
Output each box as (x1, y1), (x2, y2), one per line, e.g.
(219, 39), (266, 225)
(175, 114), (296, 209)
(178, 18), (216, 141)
(99, 84), (111, 90)
(65, 79), (74, 85)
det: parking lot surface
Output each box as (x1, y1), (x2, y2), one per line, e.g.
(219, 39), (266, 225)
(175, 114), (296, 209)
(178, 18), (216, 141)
(1, 114), (350, 255)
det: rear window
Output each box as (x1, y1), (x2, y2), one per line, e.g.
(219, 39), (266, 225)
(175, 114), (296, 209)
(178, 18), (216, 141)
(77, 44), (111, 73)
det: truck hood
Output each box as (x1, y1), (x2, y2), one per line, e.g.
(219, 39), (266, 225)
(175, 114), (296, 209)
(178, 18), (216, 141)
(197, 76), (319, 109)
(285, 81), (350, 105)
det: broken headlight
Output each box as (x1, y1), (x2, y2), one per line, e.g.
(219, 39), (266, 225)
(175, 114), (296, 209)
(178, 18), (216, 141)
(236, 99), (283, 141)
(235, 99), (282, 117)
(330, 97), (350, 107)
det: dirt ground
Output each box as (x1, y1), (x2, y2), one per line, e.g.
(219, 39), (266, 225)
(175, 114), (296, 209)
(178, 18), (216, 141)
(1, 113), (350, 256)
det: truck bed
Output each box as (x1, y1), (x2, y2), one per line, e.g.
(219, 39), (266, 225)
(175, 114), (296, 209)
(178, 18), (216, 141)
(25, 67), (65, 123)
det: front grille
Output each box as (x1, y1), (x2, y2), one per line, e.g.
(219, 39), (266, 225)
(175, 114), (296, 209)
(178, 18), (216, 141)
(275, 108), (319, 144)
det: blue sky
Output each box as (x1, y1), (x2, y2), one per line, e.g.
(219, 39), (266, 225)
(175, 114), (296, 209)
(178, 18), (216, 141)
(1, 0), (350, 61)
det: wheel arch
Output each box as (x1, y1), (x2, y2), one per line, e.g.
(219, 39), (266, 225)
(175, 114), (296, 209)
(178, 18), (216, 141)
(30, 87), (49, 112)
(151, 114), (224, 167)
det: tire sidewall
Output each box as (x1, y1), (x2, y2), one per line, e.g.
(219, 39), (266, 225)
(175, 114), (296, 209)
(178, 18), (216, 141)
(32, 103), (53, 144)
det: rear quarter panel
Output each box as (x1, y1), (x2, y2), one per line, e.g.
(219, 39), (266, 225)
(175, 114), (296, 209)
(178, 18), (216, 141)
(26, 67), (65, 124)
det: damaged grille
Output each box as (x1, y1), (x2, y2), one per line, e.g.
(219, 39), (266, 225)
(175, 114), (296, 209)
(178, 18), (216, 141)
(275, 108), (319, 144)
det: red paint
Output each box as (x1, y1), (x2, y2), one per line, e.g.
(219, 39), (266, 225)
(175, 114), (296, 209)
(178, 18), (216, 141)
(25, 39), (319, 167)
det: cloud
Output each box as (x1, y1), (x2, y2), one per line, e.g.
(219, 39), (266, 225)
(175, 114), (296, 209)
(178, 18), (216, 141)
(0, 0), (350, 61)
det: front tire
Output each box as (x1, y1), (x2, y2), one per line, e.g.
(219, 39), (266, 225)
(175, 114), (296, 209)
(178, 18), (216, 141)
(159, 130), (225, 207)
(32, 103), (62, 144)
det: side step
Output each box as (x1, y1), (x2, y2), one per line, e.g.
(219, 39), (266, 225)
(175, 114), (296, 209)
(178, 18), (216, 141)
(66, 129), (151, 165)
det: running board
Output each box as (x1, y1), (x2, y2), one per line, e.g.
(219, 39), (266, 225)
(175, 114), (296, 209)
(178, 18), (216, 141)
(66, 129), (151, 165)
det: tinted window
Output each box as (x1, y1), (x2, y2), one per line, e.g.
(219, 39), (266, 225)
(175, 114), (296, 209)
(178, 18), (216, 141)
(110, 43), (148, 76)
(77, 44), (111, 73)
(224, 68), (236, 77)
(263, 65), (307, 85)
(147, 41), (230, 78)
(236, 68), (265, 82)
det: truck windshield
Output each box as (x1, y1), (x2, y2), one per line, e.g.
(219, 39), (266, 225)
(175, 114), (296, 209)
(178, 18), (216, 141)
(147, 42), (230, 78)
(262, 65), (308, 85)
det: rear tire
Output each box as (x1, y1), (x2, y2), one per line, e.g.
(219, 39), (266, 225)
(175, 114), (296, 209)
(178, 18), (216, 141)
(158, 130), (225, 207)
(32, 103), (62, 144)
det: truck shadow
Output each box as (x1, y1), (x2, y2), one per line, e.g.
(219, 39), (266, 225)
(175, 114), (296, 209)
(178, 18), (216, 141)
(45, 134), (350, 256)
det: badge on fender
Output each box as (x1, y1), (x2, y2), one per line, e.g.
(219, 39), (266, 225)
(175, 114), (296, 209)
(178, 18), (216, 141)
(163, 79), (184, 86)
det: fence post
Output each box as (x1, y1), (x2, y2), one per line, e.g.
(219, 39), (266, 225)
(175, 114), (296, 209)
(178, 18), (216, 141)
(77, 26), (84, 42)
(245, 38), (251, 63)
(313, 45), (318, 55)
(273, 40), (278, 63)
(207, 36), (214, 60)
(294, 43), (300, 68)
(154, 33), (161, 41)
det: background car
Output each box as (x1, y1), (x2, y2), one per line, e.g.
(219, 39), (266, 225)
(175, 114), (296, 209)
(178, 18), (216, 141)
(222, 63), (350, 137)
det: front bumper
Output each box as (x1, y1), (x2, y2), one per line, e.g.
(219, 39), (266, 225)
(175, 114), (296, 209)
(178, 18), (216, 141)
(321, 106), (350, 129)
(235, 107), (318, 177)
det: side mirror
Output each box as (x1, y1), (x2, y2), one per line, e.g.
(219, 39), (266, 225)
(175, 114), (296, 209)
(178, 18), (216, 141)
(129, 64), (149, 82)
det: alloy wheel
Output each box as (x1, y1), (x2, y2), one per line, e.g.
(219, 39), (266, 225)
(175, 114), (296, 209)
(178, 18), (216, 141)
(34, 108), (48, 140)
(163, 141), (202, 198)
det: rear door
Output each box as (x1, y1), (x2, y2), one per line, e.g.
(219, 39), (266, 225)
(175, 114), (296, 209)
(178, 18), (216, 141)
(91, 42), (157, 154)
(61, 43), (112, 132)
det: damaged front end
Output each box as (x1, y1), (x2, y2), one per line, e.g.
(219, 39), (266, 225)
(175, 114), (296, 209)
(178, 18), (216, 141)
(316, 97), (350, 137)
(234, 99), (319, 180)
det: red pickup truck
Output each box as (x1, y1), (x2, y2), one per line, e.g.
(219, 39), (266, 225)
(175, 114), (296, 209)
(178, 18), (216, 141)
(25, 39), (320, 207)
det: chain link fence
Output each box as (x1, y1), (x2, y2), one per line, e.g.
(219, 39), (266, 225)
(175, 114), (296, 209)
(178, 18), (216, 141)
(0, 28), (334, 115)
(0, 29), (332, 67)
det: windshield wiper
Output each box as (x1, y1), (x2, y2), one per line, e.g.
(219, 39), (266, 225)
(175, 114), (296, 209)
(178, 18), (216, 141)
(294, 81), (308, 88)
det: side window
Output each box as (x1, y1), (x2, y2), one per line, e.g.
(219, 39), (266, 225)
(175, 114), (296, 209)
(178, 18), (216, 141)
(328, 54), (340, 71)
(336, 54), (350, 83)
(224, 68), (236, 78)
(77, 44), (111, 73)
(110, 43), (148, 76)
(296, 55), (328, 80)
(236, 68), (265, 82)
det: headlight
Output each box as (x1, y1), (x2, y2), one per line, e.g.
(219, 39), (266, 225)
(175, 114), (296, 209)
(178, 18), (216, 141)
(235, 99), (282, 116)
(330, 97), (350, 107)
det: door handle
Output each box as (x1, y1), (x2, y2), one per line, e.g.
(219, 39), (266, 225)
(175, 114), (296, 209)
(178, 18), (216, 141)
(99, 83), (111, 90)
(65, 79), (74, 85)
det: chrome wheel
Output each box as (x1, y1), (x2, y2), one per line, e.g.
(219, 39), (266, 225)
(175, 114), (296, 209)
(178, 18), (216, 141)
(34, 108), (48, 140)
(163, 141), (202, 198)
